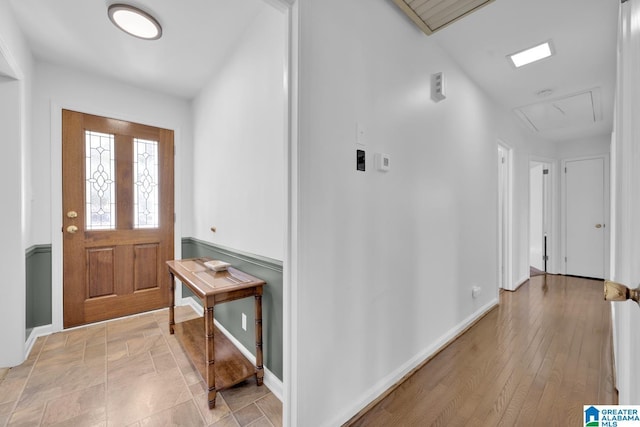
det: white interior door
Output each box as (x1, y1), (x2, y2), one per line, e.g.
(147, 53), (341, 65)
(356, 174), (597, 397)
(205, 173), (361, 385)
(565, 157), (605, 278)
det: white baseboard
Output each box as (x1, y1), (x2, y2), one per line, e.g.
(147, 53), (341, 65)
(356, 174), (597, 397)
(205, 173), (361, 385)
(178, 297), (284, 402)
(25, 324), (53, 359)
(513, 275), (529, 291)
(329, 298), (499, 427)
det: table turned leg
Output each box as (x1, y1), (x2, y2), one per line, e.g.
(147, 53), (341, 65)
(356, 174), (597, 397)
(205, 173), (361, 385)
(169, 272), (175, 335)
(255, 294), (264, 386)
(205, 306), (217, 408)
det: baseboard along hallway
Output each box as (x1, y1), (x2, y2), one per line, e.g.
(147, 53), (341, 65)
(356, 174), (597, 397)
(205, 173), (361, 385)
(348, 274), (616, 426)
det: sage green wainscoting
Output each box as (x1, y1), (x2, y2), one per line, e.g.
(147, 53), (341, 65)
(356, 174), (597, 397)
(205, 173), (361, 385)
(181, 237), (283, 381)
(26, 244), (52, 337)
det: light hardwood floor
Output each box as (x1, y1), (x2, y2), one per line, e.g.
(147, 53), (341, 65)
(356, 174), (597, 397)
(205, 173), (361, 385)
(0, 306), (281, 427)
(348, 274), (617, 426)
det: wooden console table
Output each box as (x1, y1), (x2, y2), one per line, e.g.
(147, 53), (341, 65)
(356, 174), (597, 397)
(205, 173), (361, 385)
(167, 257), (265, 409)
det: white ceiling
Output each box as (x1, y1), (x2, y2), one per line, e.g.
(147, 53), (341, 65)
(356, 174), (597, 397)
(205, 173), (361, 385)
(8, 0), (270, 99)
(9, 0), (618, 142)
(430, 0), (618, 142)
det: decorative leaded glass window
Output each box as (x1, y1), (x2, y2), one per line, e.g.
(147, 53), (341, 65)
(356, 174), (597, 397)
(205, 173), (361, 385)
(134, 138), (159, 228)
(85, 131), (116, 230)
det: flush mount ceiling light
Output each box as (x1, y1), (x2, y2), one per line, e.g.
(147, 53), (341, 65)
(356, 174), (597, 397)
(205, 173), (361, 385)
(508, 41), (554, 68)
(108, 4), (162, 40)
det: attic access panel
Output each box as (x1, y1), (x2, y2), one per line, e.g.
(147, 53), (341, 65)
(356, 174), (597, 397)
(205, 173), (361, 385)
(392, 0), (495, 35)
(514, 89), (602, 133)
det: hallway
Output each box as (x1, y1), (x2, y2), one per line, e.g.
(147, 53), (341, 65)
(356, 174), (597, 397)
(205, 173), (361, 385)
(350, 275), (616, 426)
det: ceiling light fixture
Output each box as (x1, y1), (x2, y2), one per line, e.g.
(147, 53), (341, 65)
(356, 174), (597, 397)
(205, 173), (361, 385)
(108, 4), (162, 40)
(508, 41), (554, 68)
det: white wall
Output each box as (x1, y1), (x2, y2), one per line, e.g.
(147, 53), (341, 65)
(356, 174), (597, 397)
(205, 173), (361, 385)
(0, 78), (26, 366)
(0, 0), (33, 367)
(291, 1), (536, 424)
(555, 134), (611, 159)
(31, 61), (192, 245)
(31, 61), (191, 331)
(190, 5), (286, 260)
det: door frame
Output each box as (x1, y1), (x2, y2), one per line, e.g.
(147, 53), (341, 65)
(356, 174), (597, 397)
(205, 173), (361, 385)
(278, 1), (297, 426)
(497, 141), (513, 290)
(528, 156), (557, 274)
(50, 103), (184, 333)
(561, 154), (610, 277)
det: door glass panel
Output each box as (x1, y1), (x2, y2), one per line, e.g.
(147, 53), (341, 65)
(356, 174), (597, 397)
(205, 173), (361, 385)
(134, 138), (159, 228)
(85, 131), (116, 230)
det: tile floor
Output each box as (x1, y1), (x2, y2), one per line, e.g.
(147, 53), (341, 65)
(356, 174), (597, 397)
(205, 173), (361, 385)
(0, 306), (282, 427)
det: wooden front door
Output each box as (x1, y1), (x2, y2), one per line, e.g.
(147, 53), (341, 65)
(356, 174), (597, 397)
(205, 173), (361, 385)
(62, 110), (174, 328)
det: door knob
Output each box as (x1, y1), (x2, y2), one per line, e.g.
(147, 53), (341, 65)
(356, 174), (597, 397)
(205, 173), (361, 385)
(604, 280), (640, 305)
(595, 224), (603, 229)
(67, 210), (78, 218)
(66, 225), (79, 234)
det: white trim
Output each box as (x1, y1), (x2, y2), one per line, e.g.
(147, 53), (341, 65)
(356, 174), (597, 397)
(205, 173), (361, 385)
(25, 324), (53, 359)
(179, 296), (284, 401)
(179, 294), (203, 314)
(327, 298), (499, 427)
(280, 1), (298, 426)
(50, 102), (184, 333)
(216, 321), (283, 401)
(528, 155), (558, 274)
(497, 140), (514, 290)
(513, 275), (530, 291)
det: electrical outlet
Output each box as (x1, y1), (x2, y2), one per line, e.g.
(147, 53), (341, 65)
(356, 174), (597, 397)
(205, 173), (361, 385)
(242, 313), (247, 331)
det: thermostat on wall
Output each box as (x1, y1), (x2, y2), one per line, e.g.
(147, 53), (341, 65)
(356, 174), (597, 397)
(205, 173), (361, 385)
(375, 153), (390, 172)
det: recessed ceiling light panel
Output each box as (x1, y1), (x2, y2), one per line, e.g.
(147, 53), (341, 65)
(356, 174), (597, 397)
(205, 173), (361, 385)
(508, 41), (554, 68)
(108, 4), (162, 40)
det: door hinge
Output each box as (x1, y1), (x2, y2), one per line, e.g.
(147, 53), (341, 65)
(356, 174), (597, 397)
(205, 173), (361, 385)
(174, 213), (176, 223)
(543, 255), (549, 261)
(565, 256), (567, 263)
(564, 167), (567, 173)
(501, 156), (505, 164)
(543, 169), (549, 175)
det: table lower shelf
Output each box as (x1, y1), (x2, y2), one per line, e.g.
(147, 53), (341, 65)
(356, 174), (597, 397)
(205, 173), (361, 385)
(173, 317), (257, 391)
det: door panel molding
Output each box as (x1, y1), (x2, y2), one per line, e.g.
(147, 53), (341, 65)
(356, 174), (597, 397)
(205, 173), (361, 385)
(86, 247), (115, 298)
